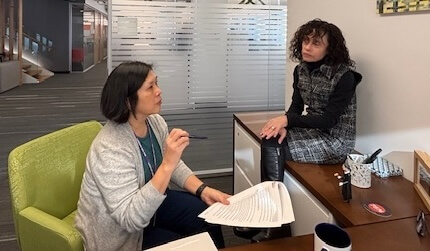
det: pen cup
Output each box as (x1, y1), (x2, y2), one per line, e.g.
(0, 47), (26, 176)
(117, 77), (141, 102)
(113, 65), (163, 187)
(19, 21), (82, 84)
(346, 154), (372, 189)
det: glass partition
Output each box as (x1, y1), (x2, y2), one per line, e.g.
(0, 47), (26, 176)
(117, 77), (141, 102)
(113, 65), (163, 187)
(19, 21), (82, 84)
(83, 9), (95, 70)
(102, 15), (108, 59)
(71, 4), (107, 72)
(109, 0), (286, 173)
(72, 5), (84, 71)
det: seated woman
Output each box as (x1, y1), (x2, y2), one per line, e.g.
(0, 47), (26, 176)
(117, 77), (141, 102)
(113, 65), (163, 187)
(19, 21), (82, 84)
(261, 19), (362, 165)
(75, 61), (230, 251)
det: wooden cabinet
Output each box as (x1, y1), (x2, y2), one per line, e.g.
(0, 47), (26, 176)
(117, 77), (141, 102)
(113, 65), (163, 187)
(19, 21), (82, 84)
(284, 171), (334, 236)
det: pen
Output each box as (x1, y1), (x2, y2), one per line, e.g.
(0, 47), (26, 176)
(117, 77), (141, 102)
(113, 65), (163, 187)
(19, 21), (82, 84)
(363, 148), (382, 164)
(188, 135), (208, 140)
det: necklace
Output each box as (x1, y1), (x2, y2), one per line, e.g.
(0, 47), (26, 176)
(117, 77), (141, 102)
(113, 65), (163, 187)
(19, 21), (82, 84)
(135, 120), (157, 176)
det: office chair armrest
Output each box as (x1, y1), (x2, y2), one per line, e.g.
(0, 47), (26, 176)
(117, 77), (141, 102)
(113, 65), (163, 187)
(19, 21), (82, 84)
(18, 206), (83, 251)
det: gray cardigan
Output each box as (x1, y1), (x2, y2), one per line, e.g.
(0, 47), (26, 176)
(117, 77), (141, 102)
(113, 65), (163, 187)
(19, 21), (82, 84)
(75, 114), (193, 251)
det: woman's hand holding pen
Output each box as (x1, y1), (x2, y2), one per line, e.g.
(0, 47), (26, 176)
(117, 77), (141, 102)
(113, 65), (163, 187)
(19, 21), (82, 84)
(153, 129), (189, 194)
(162, 128), (190, 171)
(260, 115), (288, 144)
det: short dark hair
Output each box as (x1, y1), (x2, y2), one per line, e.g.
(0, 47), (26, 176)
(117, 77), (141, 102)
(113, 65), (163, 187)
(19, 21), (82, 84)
(100, 61), (153, 123)
(289, 19), (355, 67)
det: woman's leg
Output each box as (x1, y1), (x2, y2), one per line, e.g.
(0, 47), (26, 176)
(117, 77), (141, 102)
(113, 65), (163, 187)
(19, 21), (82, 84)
(143, 227), (183, 249)
(234, 136), (293, 242)
(251, 136), (292, 241)
(261, 136), (292, 182)
(142, 189), (225, 249)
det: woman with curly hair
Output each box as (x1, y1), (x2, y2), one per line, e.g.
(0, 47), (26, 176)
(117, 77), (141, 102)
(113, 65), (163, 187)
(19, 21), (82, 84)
(260, 19), (363, 166)
(233, 19), (363, 243)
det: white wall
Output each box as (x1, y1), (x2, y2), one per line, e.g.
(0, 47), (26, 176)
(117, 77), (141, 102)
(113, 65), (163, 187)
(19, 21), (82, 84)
(286, 0), (430, 181)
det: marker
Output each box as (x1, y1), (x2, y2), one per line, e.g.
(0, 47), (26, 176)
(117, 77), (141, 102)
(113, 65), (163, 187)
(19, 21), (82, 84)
(363, 148), (382, 164)
(188, 135), (208, 140)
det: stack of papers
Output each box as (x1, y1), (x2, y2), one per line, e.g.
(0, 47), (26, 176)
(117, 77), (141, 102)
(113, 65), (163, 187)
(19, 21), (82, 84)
(146, 232), (217, 251)
(199, 181), (295, 228)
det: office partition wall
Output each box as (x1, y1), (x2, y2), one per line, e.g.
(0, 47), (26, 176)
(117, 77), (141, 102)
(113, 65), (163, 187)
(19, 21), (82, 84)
(71, 4), (107, 72)
(109, 0), (286, 173)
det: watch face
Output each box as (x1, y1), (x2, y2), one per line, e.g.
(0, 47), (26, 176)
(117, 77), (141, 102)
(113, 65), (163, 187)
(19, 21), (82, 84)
(363, 202), (392, 217)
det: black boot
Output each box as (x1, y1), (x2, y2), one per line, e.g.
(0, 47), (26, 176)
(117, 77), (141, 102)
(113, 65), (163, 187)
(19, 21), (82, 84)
(251, 137), (291, 242)
(251, 225), (292, 242)
(261, 137), (285, 182)
(233, 137), (291, 242)
(233, 227), (261, 240)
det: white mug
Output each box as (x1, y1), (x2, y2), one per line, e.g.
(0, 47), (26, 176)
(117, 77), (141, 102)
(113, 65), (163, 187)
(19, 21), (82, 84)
(314, 223), (351, 251)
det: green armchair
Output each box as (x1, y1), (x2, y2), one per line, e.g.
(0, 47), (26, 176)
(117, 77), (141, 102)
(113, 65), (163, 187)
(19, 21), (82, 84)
(8, 121), (103, 251)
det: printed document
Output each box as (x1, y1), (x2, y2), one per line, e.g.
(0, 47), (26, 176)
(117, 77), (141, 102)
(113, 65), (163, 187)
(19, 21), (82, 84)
(198, 181), (295, 227)
(146, 232), (217, 251)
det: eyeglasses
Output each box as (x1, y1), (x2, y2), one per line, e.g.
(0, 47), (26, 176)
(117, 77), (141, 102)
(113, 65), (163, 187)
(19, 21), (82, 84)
(416, 211), (428, 237)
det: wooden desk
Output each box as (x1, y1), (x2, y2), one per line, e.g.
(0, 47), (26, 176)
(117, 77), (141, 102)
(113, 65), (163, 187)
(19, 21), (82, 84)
(220, 217), (430, 251)
(233, 112), (282, 144)
(221, 235), (313, 251)
(234, 111), (429, 228)
(286, 161), (427, 227)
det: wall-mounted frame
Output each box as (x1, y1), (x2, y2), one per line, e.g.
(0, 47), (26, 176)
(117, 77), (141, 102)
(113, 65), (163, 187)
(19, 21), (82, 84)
(377, 0), (430, 14)
(414, 150), (430, 211)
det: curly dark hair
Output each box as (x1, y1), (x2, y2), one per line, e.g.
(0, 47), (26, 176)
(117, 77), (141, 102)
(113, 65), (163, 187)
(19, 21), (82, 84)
(289, 19), (355, 68)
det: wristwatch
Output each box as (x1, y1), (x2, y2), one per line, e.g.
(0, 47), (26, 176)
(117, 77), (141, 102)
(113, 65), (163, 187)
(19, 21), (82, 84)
(195, 183), (208, 199)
